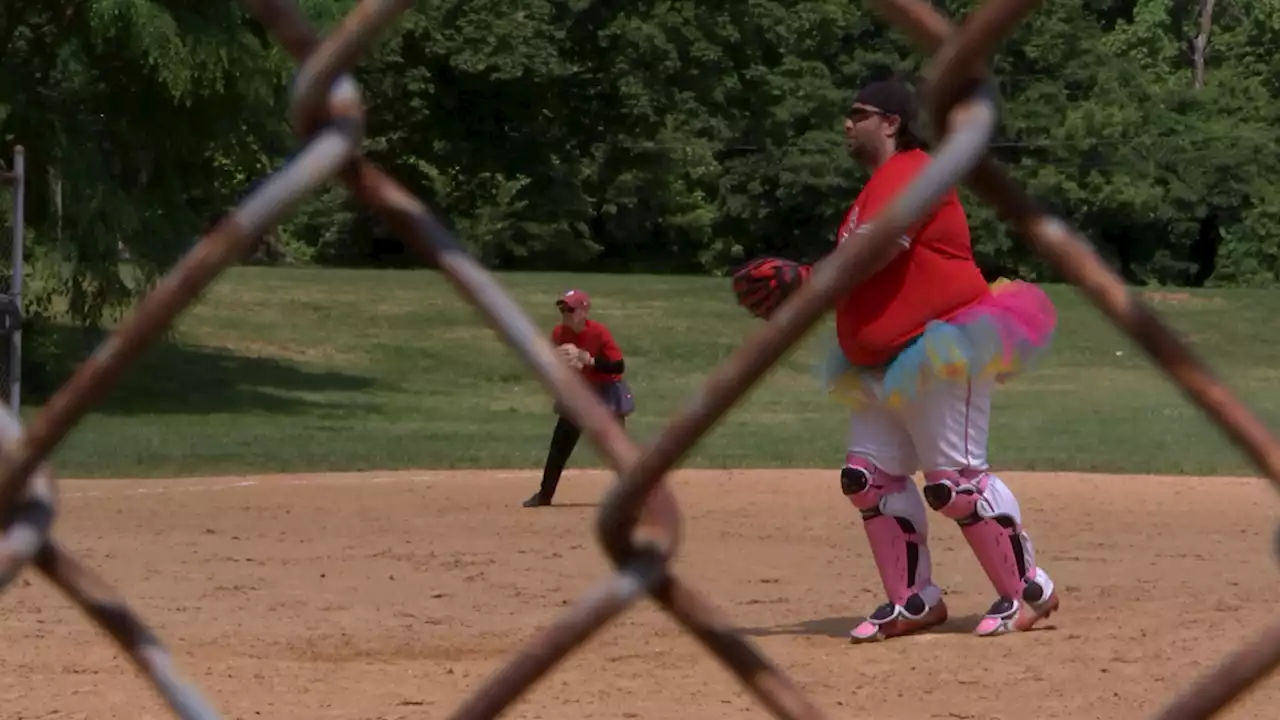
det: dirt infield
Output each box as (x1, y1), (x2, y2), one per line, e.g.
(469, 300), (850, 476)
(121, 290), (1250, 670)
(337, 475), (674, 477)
(4, 469), (1279, 719)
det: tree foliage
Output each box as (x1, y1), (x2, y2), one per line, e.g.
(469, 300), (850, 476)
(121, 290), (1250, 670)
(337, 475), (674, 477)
(0, 0), (306, 326)
(3, 0), (1280, 332)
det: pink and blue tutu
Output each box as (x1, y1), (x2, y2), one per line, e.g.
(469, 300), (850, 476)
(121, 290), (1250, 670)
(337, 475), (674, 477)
(818, 279), (1057, 410)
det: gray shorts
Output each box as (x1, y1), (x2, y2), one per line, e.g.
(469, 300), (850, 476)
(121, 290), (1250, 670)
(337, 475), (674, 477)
(554, 379), (635, 419)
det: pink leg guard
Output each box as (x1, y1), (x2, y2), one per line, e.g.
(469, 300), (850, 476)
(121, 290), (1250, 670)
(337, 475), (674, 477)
(922, 469), (1040, 601)
(841, 455), (938, 614)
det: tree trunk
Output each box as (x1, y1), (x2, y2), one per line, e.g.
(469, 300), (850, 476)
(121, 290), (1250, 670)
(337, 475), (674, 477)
(1192, 0), (1216, 89)
(48, 165), (62, 243)
(1188, 1), (1221, 285)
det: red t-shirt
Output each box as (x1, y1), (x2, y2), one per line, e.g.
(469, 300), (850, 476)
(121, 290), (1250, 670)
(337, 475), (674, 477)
(835, 149), (990, 367)
(552, 318), (624, 384)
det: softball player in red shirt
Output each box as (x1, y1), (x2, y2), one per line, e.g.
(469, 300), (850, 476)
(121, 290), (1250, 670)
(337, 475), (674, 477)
(733, 78), (1060, 642)
(523, 289), (635, 507)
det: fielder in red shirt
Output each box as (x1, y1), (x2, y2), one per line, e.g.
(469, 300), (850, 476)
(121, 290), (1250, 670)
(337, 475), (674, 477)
(523, 288), (634, 508)
(732, 78), (1060, 642)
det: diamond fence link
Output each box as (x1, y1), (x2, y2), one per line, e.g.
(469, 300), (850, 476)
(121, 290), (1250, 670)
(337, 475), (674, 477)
(0, 0), (1274, 718)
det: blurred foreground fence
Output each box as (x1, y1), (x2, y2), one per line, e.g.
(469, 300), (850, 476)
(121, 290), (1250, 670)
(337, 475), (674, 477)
(0, 1), (1277, 719)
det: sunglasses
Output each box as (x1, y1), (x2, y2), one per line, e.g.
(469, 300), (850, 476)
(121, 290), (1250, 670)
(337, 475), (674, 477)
(846, 106), (890, 123)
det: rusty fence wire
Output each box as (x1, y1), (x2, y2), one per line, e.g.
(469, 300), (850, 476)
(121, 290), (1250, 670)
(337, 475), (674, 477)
(2, 0), (1279, 718)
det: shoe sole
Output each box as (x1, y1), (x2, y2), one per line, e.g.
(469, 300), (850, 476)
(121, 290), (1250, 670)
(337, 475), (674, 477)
(974, 593), (1060, 637)
(849, 605), (949, 643)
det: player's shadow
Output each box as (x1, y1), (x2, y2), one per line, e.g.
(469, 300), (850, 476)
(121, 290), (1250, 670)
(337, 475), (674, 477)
(735, 613), (985, 639)
(24, 324), (379, 415)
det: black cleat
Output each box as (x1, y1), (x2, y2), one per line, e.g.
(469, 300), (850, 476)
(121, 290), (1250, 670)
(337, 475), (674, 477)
(522, 493), (551, 508)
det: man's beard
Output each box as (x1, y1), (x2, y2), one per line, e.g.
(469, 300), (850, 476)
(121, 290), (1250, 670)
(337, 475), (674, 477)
(846, 139), (870, 164)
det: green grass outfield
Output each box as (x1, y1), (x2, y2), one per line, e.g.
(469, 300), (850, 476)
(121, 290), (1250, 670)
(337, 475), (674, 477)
(25, 266), (1280, 479)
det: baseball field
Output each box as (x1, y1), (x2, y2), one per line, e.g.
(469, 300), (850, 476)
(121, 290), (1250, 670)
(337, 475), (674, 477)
(6, 267), (1280, 718)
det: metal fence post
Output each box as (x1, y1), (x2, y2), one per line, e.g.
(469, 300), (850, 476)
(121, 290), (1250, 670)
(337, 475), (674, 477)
(10, 146), (23, 416)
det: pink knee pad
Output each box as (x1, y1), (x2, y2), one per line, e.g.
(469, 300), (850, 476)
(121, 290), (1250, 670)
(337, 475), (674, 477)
(923, 469), (1031, 600)
(841, 455), (932, 613)
(920, 468), (989, 521)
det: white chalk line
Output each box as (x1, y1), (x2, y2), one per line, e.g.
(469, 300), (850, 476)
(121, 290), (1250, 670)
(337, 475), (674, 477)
(55, 470), (590, 499)
(63, 480), (261, 499)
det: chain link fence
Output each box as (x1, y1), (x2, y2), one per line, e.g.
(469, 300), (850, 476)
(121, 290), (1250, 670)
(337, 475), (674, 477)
(0, 1), (1275, 719)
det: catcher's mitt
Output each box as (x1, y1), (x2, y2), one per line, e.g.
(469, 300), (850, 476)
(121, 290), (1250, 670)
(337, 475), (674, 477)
(557, 343), (585, 370)
(731, 256), (812, 319)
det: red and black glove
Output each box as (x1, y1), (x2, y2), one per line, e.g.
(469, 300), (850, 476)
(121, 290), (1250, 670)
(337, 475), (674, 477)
(731, 256), (812, 319)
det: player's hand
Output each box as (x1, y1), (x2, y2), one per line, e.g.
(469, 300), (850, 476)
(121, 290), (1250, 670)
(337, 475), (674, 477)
(578, 350), (593, 368)
(557, 343), (585, 370)
(731, 256), (812, 319)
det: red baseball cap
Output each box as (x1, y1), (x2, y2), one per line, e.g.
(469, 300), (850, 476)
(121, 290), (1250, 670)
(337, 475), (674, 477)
(556, 289), (590, 310)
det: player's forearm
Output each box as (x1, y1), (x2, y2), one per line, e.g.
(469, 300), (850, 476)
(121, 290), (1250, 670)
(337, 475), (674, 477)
(592, 357), (624, 374)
